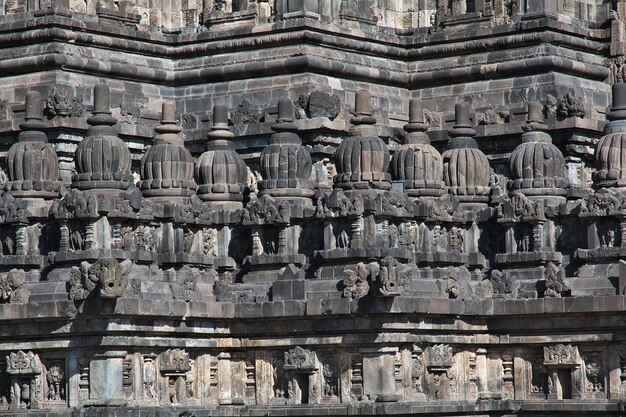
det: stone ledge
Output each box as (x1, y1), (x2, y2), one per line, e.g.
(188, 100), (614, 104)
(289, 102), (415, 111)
(3, 400), (621, 417)
(1, 295), (624, 322)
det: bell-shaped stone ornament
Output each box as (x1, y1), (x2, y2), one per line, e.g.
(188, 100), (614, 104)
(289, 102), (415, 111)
(195, 104), (247, 209)
(391, 98), (444, 198)
(258, 97), (314, 202)
(508, 102), (567, 205)
(5, 91), (61, 203)
(139, 101), (196, 202)
(442, 102), (491, 207)
(334, 90), (391, 197)
(72, 85), (134, 196)
(594, 83), (626, 191)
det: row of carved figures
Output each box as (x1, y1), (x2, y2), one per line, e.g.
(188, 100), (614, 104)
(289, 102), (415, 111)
(0, 343), (611, 410)
(1, 0), (520, 30)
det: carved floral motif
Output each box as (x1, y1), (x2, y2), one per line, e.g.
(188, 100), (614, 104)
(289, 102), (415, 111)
(45, 88), (84, 118)
(232, 100), (261, 125)
(342, 263), (371, 300)
(176, 195), (213, 225)
(583, 189), (622, 216)
(544, 262), (568, 298)
(284, 346), (315, 370)
(0, 269), (29, 303)
(159, 349), (191, 373)
(243, 195), (290, 225)
(489, 269), (515, 299)
(119, 97), (147, 124)
(557, 91), (586, 118)
(543, 344), (579, 366)
(0, 194), (27, 223)
(427, 345), (453, 369)
(6, 351), (42, 375)
(170, 266), (199, 301)
(50, 189), (97, 219)
(46, 365), (64, 401)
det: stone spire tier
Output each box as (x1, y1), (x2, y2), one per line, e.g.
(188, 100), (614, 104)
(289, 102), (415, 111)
(258, 98), (314, 200)
(442, 102), (490, 204)
(72, 85), (134, 195)
(594, 83), (626, 190)
(508, 102), (567, 204)
(139, 101), (196, 201)
(5, 91), (61, 200)
(195, 105), (247, 208)
(334, 90), (391, 195)
(391, 98), (444, 197)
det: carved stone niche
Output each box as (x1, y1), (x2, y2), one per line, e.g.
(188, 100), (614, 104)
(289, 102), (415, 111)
(581, 351), (605, 400)
(361, 347), (401, 402)
(204, 0), (256, 30)
(159, 349), (191, 405)
(425, 344), (455, 400)
(0, 269), (29, 304)
(43, 359), (66, 405)
(543, 344), (582, 400)
(576, 189), (626, 260)
(5, 351), (43, 410)
(141, 355), (158, 403)
(404, 346), (426, 401)
(282, 346), (322, 405)
(276, 0), (321, 19)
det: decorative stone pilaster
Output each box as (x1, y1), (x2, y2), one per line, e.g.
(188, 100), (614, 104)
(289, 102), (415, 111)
(282, 346), (322, 405)
(6, 351), (43, 410)
(158, 349), (191, 405)
(425, 344), (455, 400)
(543, 344), (582, 400)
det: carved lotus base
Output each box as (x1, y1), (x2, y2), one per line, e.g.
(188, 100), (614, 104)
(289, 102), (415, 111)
(406, 187), (445, 197)
(71, 181), (134, 196)
(196, 185), (241, 200)
(196, 191), (244, 206)
(140, 188), (196, 199)
(258, 186), (315, 199)
(335, 180), (392, 192)
(5, 180), (61, 197)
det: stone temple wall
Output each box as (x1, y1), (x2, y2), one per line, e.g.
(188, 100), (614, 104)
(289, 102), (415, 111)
(0, 0), (625, 416)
